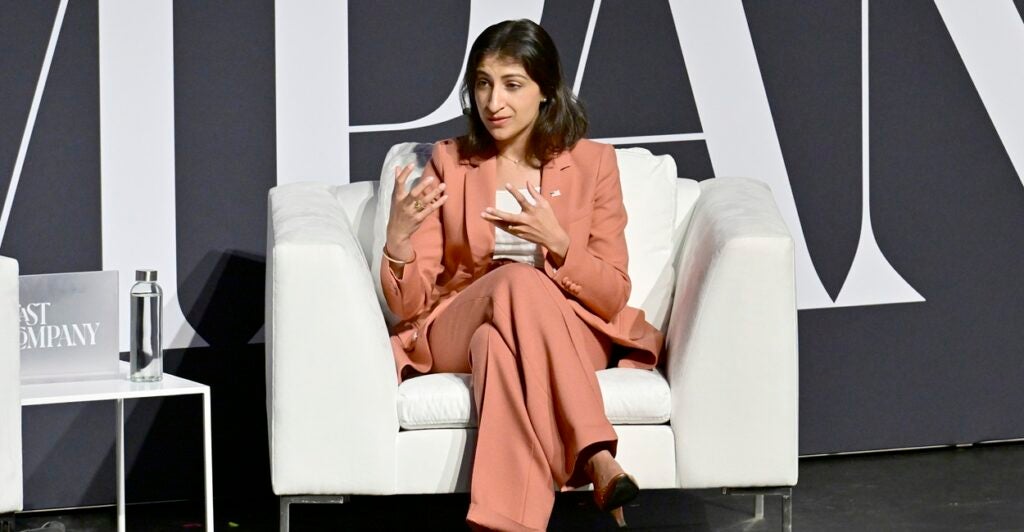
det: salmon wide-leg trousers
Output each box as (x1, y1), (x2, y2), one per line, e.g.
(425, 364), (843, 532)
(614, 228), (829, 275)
(426, 263), (618, 531)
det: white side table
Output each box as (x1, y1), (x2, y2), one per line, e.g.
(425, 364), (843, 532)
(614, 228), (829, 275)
(21, 361), (213, 532)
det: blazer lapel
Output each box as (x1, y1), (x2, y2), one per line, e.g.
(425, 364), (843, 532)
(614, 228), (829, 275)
(541, 150), (576, 261)
(463, 156), (496, 273)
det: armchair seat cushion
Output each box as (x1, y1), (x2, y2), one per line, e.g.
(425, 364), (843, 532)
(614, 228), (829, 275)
(397, 367), (671, 430)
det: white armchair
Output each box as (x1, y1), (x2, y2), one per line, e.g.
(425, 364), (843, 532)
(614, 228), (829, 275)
(0, 256), (21, 527)
(265, 144), (798, 531)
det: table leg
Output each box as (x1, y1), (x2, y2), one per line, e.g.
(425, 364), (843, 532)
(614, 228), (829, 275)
(116, 398), (125, 532)
(203, 390), (214, 531)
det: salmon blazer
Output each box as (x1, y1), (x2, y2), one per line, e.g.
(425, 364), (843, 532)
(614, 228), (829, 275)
(380, 138), (663, 381)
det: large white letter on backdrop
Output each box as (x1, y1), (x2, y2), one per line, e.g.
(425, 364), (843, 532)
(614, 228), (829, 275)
(99, 0), (207, 351)
(936, 0), (1024, 185)
(275, 0), (351, 186)
(348, 0), (546, 134)
(275, 0), (545, 186)
(668, 0), (924, 309)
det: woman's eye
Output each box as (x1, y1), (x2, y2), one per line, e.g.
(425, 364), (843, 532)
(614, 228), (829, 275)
(476, 79), (489, 88)
(506, 84), (520, 90)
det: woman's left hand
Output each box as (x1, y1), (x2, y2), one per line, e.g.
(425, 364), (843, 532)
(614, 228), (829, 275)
(481, 181), (570, 261)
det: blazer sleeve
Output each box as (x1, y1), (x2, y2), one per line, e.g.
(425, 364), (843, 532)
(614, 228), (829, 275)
(543, 144), (631, 321)
(379, 143), (447, 321)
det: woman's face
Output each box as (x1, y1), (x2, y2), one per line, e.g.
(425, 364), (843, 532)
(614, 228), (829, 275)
(473, 54), (544, 151)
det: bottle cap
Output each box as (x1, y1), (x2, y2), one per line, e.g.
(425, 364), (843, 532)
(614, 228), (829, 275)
(136, 269), (158, 282)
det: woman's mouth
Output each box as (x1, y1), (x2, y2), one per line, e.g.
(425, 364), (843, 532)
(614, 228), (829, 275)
(487, 116), (510, 126)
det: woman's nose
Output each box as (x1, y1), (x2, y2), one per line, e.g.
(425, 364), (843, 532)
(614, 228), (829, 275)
(486, 89), (504, 112)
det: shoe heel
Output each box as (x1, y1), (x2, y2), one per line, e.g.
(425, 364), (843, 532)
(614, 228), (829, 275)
(610, 506), (627, 527)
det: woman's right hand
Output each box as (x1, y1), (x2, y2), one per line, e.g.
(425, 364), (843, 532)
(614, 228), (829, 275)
(384, 163), (448, 262)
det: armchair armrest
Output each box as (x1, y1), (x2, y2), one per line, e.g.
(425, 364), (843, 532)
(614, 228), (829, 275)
(0, 256), (20, 513)
(266, 183), (398, 495)
(664, 177), (798, 489)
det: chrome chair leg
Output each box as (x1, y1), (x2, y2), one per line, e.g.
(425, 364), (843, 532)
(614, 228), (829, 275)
(782, 491), (792, 532)
(722, 486), (793, 532)
(279, 495), (348, 532)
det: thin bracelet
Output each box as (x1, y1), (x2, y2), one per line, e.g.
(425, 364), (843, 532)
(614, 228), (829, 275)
(383, 246), (416, 265)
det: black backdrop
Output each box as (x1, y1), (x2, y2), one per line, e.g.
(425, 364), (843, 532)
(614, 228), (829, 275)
(2, 0), (1023, 509)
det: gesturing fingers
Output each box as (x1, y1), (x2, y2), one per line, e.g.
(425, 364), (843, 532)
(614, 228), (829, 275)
(409, 175), (437, 199)
(524, 181), (548, 208)
(481, 206), (523, 225)
(502, 182), (537, 211)
(393, 163), (415, 200)
(416, 182), (446, 211)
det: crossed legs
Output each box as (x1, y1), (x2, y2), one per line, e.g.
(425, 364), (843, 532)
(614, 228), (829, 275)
(427, 263), (616, 531)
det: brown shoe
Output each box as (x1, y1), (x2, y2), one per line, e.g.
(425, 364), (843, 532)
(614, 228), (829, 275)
(594, 472), (639, 526)
(586, 454), (640, 527)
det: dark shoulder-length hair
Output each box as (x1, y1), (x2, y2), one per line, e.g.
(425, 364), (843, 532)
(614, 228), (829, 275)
(457, 19), (587, 166)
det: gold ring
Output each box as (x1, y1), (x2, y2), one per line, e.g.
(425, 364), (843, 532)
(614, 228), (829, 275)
(413, 199), (425, 212)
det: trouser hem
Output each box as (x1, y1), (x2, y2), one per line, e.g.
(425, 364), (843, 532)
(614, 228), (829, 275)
(466, 502), (547, 532)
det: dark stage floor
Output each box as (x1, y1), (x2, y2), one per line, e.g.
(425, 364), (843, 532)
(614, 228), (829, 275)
(8, 442), (1024, 531)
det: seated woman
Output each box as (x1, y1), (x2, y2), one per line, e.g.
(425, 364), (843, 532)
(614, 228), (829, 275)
(380, 19), (663, 531)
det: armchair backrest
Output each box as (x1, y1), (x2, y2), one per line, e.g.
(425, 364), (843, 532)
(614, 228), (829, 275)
(332, 143), (702, 333)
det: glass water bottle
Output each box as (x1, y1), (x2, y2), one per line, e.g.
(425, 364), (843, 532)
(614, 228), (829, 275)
(130, 269), (163, 382)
